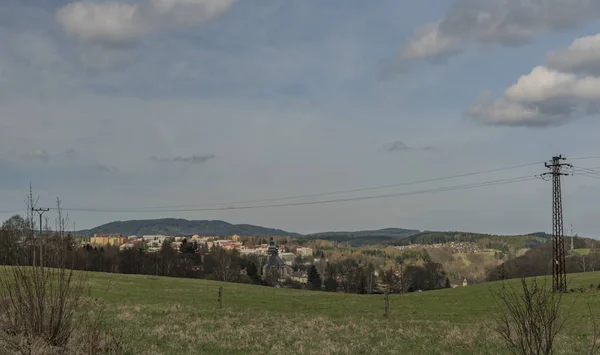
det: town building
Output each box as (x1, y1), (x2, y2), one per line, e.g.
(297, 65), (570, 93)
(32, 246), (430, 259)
(90, 234), (125, 247)
(279, 252), (296, 266)
(291, 271), (308, 284)
(296, 247), (313, 257)
(119, 240), (142, 251)
(142, 235), (169, 252)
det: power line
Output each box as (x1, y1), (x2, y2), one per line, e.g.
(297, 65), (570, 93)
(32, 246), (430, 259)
(572, 166), (600, 180)
(569, 156), (600, 161)
(55, 161), (544, 212)
(574, 172), (600, 180)
(0, 209), (24, 214)
(55, 175), (536, 213)
(573, 166), (600, 176)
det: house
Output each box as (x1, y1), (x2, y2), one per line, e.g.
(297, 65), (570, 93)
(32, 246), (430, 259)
(119, 240), (142, 251)
(279, 252), (296, 266)
(296, 247), (313, 257)
(291, 271), (308, 284)
(191, 235), (216, 243)
(214, 240), (243, 250)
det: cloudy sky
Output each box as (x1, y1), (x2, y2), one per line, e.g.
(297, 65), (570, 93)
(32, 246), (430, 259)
(2, 0), (600, 235)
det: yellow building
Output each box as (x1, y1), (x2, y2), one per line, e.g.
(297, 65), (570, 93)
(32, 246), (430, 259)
(90, 234), (125, 247)
(231, 234), (240, 242)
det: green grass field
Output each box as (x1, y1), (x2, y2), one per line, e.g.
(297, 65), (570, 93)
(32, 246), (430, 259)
(572, 248), (592, 256)
(83, 271), (600, 355)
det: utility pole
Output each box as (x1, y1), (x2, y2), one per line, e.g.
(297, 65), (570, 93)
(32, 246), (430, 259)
(541, 156), (571, 293)
(570, 224), (574, 251)
(32, 207), (49, 267)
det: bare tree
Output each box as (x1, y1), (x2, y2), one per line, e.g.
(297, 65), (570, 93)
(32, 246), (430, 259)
(581, 255), (588, 273)
(589, 257), (598, 273)
(214, 249), (236, 282)
(491, 277), (569, 355)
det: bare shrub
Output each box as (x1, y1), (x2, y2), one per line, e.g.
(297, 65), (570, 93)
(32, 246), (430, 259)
(0, 195), (122, 354)
(490, 277), (569, 355)
(589, 305), (600, 355)
(0, 264), (86, 347)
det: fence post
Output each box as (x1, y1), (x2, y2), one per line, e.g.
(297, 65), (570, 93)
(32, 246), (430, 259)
(383, 292), (389, 318)
(218, 287), (223, 309)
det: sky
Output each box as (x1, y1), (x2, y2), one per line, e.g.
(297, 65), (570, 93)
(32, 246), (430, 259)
(2, 0), (600, 236)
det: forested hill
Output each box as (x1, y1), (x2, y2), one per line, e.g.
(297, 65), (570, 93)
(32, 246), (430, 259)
(77, 219), (303, 237)
(400, 231), (552, 249)
(305, 229), (552, 248)
(305, 228), (421, 246)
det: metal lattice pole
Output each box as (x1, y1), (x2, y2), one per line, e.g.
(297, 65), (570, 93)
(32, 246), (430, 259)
(543, 156), (570, 293)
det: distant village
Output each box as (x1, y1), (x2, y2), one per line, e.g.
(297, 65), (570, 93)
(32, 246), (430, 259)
(395, 241), (495, 254)
(86, 233), (315, 284)
(87, 233), (313, 260)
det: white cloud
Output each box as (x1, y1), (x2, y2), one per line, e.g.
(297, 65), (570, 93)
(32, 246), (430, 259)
(467, 66), (600, 127)
(546, 33), (600, 75)
(151, 154), (216, 164)
(401, 21), (461, 61)
(56, 0), (236, 47)
(398, 0), (600, 63)
(20, 149), (50, 162)
(466, 30), (600, 127)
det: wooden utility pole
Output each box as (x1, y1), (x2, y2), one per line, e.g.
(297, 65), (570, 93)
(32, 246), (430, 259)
(218, 287), (223, 309)
(32, 207), (49, 267)
(383, 292), (389, 318)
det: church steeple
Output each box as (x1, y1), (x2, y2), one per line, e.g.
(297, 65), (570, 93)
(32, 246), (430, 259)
(267, 237), (278, 256)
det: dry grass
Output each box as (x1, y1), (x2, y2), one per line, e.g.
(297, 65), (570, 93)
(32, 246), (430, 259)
(101, 303), (501, 355)
(4, 269), (597, 354)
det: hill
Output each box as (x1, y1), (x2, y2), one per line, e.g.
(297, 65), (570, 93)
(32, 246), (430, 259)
(79, 270), (600, 354)
(305, 228), (552, 249)
(488, 236), (600, 280)
(305, 228), (421, 246)
(77, 218), (303, 237)
(401, 231), (551, 249)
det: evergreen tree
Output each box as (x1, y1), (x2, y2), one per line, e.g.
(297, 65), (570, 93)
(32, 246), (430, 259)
(307, 265), (322, 290)
(246, 262), (261, 284)
(324, 277), (338, 292)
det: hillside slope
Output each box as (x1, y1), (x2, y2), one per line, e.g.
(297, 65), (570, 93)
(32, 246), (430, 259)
(305, 228), (420, 246)
(77, 218), (303, 237)
(84, 270), (600, 354)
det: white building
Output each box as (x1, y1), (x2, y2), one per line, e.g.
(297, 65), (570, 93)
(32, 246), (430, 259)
(279, 252), (296, 266)
(296, 247), (313, 257)
(142, 235), (169, 250)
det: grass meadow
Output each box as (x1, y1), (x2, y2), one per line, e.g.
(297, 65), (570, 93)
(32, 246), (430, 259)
(79, 271), (600, 354)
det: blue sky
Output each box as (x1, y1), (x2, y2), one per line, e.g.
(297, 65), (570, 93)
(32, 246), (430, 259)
(2, 0), (600, 235)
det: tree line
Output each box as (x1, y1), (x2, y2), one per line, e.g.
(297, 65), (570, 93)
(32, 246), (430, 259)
(487, 237), (600, 282)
